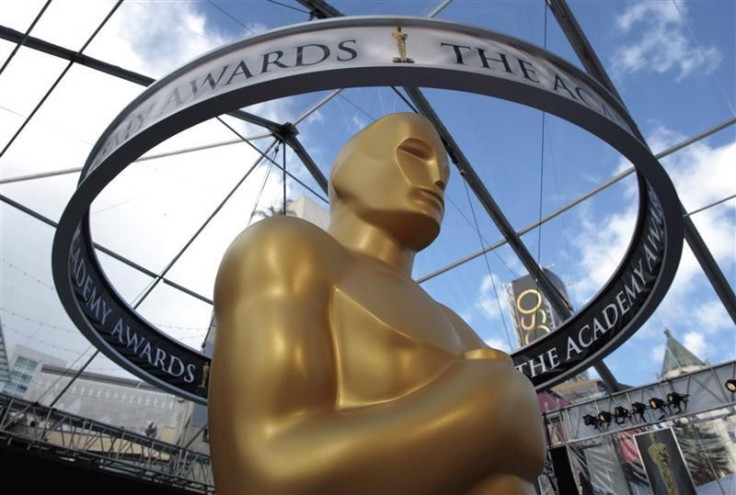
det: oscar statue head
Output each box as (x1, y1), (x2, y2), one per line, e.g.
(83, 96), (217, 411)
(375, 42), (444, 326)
(328, 113), (450, 251)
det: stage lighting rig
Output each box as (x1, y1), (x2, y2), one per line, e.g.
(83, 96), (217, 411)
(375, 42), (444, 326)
(666, 392), (689, 414)
(613, 406), (631, 425)
(583, 414), (599, 429)
(631, 402), (647, 422)
(597, 411), (612, 428)
(649, 397), (666, 420)
(726, 379), (736, 393)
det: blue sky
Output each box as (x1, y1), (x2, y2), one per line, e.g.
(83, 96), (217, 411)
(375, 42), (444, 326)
(0, 0), (733, 406)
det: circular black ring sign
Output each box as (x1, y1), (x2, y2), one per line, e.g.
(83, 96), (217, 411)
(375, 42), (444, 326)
(53, 16), (683, 403)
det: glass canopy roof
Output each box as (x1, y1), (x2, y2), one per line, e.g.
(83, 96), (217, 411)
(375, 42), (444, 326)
(0, 0), (733, 437)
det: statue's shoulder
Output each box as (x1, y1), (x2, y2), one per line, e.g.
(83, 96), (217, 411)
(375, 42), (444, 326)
(217, 217), (342, 294)
(235, 216), (333, 248)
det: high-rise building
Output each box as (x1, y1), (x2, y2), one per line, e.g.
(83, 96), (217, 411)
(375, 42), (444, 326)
(3, 344), (65, 398)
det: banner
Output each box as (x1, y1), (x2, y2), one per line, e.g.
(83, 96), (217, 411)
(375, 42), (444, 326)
(508, 269), (570, 346)
(635, 428), (697, 495)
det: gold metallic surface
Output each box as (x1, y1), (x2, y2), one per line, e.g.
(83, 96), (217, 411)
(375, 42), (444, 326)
(209, 113), (545, 494)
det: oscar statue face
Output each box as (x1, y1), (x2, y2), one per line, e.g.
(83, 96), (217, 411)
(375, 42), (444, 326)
(329, 113), (450, 251)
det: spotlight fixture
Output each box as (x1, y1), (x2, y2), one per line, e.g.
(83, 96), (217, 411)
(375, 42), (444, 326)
(583, 414), (599, 428)
(649, 397), (666, 420)
(631, 402), (647, 421)
(726, 379), (736, 393)
(597, 411), (612, 428)
(613, 406), (631, 425)
(666, 392), (689, 414)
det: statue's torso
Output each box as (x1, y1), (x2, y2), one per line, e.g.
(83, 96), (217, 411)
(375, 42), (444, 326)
(330, 252), (467, 409)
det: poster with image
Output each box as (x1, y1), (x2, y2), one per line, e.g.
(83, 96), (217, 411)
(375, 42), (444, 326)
(634, 428), (696, 495)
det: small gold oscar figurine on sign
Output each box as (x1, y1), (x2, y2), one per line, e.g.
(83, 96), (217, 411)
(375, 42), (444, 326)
(209, 113), (544, 494)
(392, 26), (414, 63)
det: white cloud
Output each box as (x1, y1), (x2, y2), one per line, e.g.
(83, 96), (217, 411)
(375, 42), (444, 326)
(571, 125), (734, 370)
(650, 344), (665, 363)
(573, 127), (735, 301)
(476, 273), (508, 321)
(611, 0), (721, 81)
(350, 114), (369, 133)
(571, 200), (637, 299)
(693, 300), (733, 334)
(683, 331), (707, 357)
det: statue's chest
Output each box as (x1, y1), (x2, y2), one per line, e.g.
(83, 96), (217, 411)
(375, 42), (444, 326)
(329, 266), (462, 408)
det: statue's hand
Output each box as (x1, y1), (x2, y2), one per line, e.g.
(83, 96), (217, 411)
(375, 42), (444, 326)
(463, 348), (513, 364)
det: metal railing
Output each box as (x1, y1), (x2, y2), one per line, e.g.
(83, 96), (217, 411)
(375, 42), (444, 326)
(0, 393), (214, 493)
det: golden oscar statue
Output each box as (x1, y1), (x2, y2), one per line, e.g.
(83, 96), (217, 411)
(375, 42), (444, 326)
(209, 113), (545, 494)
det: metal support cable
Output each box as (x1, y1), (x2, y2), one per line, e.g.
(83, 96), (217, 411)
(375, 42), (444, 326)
(670, 0), (736, 117)
(0, 193), (213, 305)
(0, 0), (53, 76)
(0, 0), (124, 159)
(461, 173), (513, 349)
(684, 193), (736, 218)
(215, 117), (328, 202)
(130, 139), (278, 309)
(294, 89), (342, 125)
(417, 116), (736, 283)
(427, 0), (454, 18)
(548, 0), (736, 326)
(536, 3), (549, 272)
(282, 140), (287, 213)
(205, 0), (257, 35)
(404, 86), (574, 322)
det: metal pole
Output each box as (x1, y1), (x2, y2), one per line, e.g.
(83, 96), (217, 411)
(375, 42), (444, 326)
(0, 0), (53, 76)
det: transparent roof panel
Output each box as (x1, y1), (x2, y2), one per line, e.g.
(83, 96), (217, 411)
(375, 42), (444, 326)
(164, 153), (284, 299)
(0, 47), (68, 154)
(30, 0), (120, 53)
(0, 0), (733, 426)
(89, 125), (271, 274)
(1, 62), (142, 179)
(0, 0), (48, 33)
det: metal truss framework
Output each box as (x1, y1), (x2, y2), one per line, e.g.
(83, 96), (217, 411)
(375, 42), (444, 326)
(543, 360), (736, 445)
(0, 0), (734, 402)
(0, 392), (214, 493)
